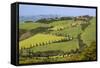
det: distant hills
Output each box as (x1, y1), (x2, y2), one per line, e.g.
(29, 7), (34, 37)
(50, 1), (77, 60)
(19, 15), (93, 23)
(19, 15), (62, 23)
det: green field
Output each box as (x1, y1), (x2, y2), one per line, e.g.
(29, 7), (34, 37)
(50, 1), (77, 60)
(81, 18), (96, 46)
(30, 39), (79, 52)
(19, 22), (50, 30)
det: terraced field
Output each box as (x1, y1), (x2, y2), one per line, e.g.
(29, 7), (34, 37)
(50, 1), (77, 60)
(19, 33), (67, 49)
(31, 39), (79, 52)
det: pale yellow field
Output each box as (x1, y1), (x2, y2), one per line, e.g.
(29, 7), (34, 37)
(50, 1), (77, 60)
(19, 33), (66, 49)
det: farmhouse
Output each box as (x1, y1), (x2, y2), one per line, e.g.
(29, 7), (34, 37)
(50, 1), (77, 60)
(74, 15), (92, 22)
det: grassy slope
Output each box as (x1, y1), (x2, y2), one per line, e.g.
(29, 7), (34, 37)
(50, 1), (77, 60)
(50, 20), (72, 27)
(31, 39), (79, 52)
(81, 18), (96, 46)
(19, 20), (82, 51)
(50, 25), (82, 38)
(19, 18), (96, 51)
(19, 18), (96, 64)
(19, 22), (45, 30)
(19, 33), (66, 49)
(49, 20), (82, 38)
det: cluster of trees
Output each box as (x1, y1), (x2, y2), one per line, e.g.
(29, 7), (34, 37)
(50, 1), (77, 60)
(60, 17), (73, 20)
(24, 21), (34, 23)
(19, 49), (80, 58)
(66, 41), (96, 61)
(74, 15), (92, 23)
(36, 17), (73, 24)
(36, 18), (52, 24)
(80, 41), (96, 60)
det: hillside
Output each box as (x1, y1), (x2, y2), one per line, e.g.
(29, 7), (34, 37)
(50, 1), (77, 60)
(19, 17), (96, 64)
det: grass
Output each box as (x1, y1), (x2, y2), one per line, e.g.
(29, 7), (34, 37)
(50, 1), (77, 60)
(31, 39), (79, 52)
(19, 33), (66, 49)
(49, 24), (82, 38)
(50, 20), (73, 27)
(81, 18), (96, 46)
(19, 22), (49, 31)
(19, 22), (40, 30)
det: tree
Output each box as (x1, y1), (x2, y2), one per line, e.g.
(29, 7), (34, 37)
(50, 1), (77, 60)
(24, 21), (33, 23)
(80, 41), (96, 60)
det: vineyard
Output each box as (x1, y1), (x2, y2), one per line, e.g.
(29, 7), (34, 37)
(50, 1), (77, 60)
(19, 17), (96, 64)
